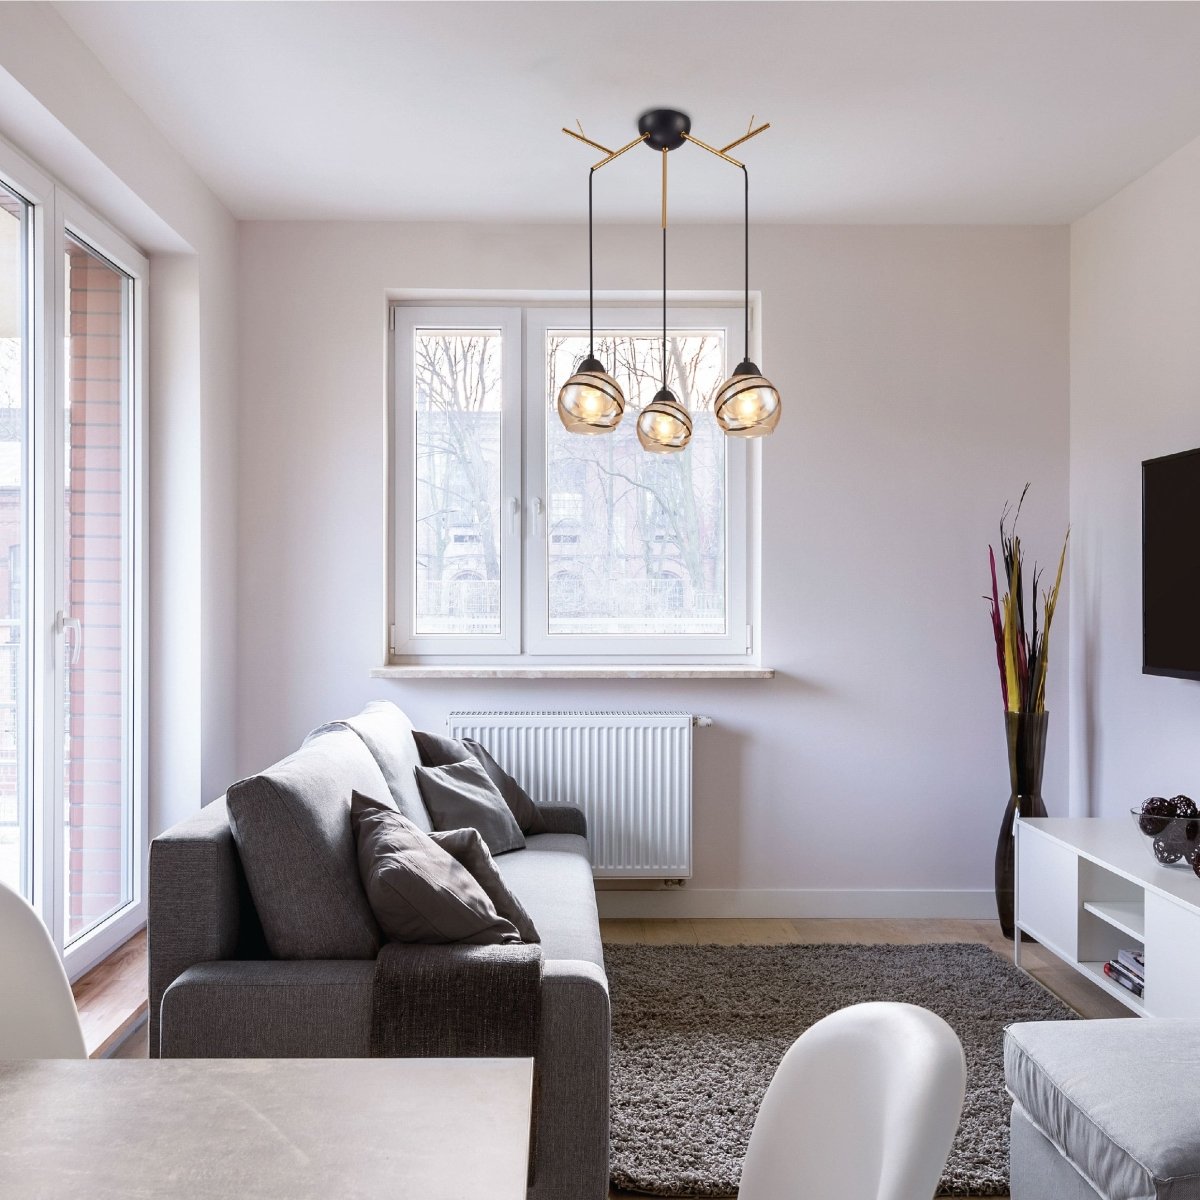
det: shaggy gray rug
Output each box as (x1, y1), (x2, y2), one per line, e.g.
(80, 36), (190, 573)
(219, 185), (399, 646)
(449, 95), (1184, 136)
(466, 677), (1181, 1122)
(606, 942), (1075, 1197)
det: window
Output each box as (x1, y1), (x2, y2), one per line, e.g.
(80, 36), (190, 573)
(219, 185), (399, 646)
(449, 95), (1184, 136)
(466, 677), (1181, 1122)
(404, 311), (519, 650)
(63, 232), (139, 945)
(0, 137), (146, 977)
(0, 178), (28, 902)
(392, 304), (753, 661)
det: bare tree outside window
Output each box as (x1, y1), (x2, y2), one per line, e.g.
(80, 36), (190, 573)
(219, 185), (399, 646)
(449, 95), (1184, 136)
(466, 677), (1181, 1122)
(544, 330), (727, 637)
(412, 329), (503, 636)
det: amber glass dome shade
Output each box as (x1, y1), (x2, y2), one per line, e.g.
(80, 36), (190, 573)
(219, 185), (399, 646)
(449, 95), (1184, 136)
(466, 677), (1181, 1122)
(636, 388), (692, 453)
(556, 355), (625, 434)
(714, 360), (782, 437)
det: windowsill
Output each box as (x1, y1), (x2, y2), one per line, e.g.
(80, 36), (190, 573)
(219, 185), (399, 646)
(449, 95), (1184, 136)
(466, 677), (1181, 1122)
(71, 927), (147, 1058)
(370, 664), (776, 680)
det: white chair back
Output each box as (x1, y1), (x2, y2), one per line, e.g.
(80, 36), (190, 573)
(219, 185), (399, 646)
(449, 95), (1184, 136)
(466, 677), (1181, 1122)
(738, 1001), (966, 1200)
(0, 879), (87, 1059)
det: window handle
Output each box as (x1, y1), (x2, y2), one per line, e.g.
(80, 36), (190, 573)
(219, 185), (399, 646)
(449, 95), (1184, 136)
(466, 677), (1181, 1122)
(508, 497), (520, 534)
(57, 611), (82, 667)
(533, 497), (545, 535)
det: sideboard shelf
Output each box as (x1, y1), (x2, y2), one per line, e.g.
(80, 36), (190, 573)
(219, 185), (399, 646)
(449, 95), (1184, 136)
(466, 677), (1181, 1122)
(1016, 817), (1200, 1018)
(1077, 959), (1149, 1017)
(1081, 899), (1145, 942)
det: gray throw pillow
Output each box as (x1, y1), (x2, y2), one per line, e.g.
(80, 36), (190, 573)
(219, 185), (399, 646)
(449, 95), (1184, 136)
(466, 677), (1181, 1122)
(430, 828), (540, 944)
(414, 759), (527, 855)
(226, 726), (389, 960)
(350, 792), (521, 945)
(414, 731), (546, 835)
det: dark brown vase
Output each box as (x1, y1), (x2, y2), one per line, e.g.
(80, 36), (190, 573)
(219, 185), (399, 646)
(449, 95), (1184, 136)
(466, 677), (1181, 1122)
(995, 710), (1049, 939)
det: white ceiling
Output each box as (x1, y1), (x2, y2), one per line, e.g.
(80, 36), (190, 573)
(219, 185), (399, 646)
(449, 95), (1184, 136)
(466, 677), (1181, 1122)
(53, 0), (1200, 225)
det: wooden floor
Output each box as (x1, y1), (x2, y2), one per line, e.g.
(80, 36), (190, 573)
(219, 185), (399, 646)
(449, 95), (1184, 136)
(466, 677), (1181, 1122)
(105, 918), (1128, 1195)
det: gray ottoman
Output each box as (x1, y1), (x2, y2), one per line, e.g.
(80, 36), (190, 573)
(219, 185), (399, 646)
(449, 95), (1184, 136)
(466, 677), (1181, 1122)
(1005, 1019), (1200, 1200)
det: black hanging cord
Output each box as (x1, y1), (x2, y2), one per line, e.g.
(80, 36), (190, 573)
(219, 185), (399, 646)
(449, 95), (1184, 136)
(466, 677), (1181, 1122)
(741, 164), (750, 362)
(588, 167), (595, 357)
(661, 224), (667, 391)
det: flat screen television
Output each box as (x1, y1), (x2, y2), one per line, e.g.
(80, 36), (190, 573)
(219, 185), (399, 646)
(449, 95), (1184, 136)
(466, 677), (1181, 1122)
(1143, 447), (1200, 680)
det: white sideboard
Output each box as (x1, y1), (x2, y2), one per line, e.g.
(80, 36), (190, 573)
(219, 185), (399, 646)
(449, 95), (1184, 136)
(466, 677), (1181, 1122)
(1016, 817), (1200, 1017)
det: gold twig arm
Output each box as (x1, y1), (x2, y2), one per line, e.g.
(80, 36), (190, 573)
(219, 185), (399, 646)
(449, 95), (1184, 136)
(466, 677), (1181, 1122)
(680, 132), (743, 168)
(563, 127), (614, 155)
(720, 122), (771, 155)
(593, 132), (649, 170)
(661, 148), (667, 229)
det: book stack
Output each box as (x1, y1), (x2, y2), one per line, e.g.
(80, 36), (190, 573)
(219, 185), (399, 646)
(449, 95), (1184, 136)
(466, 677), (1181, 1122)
(1103, 948), (1144, 997)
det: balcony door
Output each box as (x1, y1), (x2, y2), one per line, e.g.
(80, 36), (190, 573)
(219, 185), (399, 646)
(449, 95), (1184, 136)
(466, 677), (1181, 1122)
(0, 138), (146, 978)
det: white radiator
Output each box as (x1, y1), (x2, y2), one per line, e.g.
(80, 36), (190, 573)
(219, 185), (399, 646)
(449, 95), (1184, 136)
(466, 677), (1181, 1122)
(446, 711), (694, 879)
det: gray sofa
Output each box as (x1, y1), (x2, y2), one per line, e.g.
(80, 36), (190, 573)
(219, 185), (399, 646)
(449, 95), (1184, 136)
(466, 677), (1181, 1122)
(1006, 1018), (1200, 1199)
(148, 703), (610, 1200)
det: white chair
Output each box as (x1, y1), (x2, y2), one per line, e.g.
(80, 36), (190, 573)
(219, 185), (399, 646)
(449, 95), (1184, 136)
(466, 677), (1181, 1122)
(738, 1002), (966, 1200)
(0, 878), (86, 1058)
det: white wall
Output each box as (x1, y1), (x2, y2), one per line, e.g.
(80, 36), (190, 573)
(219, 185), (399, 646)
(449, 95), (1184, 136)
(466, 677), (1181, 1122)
(1069, 134), (1200, 817)
(10, 0), (1200, 919)
(238, 220), (1069, 916)
(0, 3), (240, 833)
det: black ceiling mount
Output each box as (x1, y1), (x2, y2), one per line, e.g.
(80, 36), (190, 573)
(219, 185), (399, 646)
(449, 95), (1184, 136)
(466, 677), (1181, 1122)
(637, 108), (691, 152)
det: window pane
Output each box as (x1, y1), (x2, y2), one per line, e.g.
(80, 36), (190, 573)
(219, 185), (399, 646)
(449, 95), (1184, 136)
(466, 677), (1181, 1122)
(0, 185), (28, 899)
(413, 329), (503, 636)
(64, 235), (132, 942)
(545, 329), (727, 637)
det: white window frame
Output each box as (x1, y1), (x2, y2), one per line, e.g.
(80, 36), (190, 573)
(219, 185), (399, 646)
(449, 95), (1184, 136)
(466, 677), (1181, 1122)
(0, 134), (148, 980)
(0, 136), (52, 929)
(390, 300), (757, 665)
(392, 307), (523, 657)
(56, 198), (149, 978)
(525, 306), (749, 659)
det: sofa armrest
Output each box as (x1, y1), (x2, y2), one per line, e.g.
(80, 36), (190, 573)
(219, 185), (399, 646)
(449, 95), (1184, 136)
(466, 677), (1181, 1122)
(532, 959), (610, 1200)
(535, 803), (587, 837)
(148, 797), (251, 1057)
(160, 959), (376, 1057)
(164, 953), (610, 1199)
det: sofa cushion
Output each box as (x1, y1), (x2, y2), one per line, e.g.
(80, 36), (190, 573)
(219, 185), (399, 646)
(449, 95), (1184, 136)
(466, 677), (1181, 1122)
(313, 701), (432, 832)
(414, 731), (546, 835)
(431, 827), (540, 944)
(351, 792), (521, 946)
(415, 760), (526, 856)
(226, 726), (389, 959)
(494, 832), (602, 968)
(1005, 1018), (1200, 1200)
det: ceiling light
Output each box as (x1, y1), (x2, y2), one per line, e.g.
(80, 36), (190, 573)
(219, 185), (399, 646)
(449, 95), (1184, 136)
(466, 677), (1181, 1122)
(637, 388), (693, 453)
(556, 168), (625, 433)
(715, 365), (781, 438)
(563, 108), (780, 451)
(638, 147), (690, 453)
(715, 164), (781, 437)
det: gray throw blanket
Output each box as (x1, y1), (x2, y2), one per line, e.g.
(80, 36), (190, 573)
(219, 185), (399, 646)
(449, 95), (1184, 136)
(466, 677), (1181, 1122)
(369, 941), (543, 1058)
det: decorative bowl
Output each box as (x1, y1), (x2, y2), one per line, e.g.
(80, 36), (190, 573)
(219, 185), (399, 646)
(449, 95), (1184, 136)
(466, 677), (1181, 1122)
(1131, 800), (1200, 873)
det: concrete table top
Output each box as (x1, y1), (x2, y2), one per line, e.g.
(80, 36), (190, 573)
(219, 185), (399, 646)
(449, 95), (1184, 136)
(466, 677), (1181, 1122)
(0, 1056), (534, 1199)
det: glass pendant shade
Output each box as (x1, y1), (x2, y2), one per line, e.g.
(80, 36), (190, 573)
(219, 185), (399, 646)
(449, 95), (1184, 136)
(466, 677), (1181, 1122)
(557, 355), (625, 434)
(636, 387), (692, 453)
(714, 360), (782, 437)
